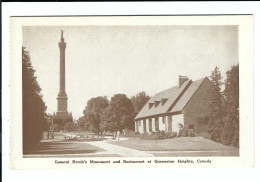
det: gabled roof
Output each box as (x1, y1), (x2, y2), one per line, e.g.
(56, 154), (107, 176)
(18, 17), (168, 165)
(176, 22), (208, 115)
(135, 77), (207, 120)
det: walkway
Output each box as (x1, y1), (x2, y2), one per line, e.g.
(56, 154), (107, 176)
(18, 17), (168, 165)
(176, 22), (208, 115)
(85, 138), (154, 157)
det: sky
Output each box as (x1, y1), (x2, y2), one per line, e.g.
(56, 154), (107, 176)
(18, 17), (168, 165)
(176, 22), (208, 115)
(23, 26), (238, 119)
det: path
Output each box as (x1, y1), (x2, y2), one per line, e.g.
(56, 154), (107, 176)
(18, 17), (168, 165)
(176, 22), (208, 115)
(85, 138), (154, 157)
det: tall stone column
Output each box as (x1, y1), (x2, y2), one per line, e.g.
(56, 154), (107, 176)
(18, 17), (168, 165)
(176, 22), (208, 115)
(53, 30), (73, 128)
(57, 30), (68, 114)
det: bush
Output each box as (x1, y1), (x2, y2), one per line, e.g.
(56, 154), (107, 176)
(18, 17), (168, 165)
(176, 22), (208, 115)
(188, 130), (195, 137)
(134, 131), (140, 135)
(178, 129), (195, 137)
(139, 131), (177, 140)
(166, 132), (177, 138)
(178, 129), (183, 137)
(182, 130), (189, 137)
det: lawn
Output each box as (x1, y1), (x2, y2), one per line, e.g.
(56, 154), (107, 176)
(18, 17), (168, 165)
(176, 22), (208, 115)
(108, 137), (239, 152)
(24, 140), (105, 155)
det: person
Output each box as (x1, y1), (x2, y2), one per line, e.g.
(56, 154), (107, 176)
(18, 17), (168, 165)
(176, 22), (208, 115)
(117, 130), (120, 140)
(113, 131), (116, 140)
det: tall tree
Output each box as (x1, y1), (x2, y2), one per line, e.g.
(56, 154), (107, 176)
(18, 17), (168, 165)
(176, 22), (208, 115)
(22, 47), (47, 152)
(77, 116), (89, 130)
(131, 91), (150, 117)
(221, 64), (239, 147)
(100, 94), (134, 131)
(83, 96), (109, 133)
(208, 67), (224, 142)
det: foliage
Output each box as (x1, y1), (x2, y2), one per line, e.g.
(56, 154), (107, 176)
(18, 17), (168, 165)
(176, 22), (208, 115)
(77, 116), (89, 130)
(82, 96), (109, 133)
(208, 66), (224, 143)
(22, 47), (47, 152)
(204, 65), (239, 147)
(100, 94), (134, 132)
(221, 116), (235, 145)
(130, 91), (150, 131)
(178, 129), (195, 137)
(131, 91), (150, 116)
(139, 131), (178, 140)
(64, 122), (77, 132)
(221, 64), (239, 147)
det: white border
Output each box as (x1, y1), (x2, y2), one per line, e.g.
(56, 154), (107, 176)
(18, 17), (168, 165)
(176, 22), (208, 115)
(10, 15), (253, 169)
(2, 1), (260, 182)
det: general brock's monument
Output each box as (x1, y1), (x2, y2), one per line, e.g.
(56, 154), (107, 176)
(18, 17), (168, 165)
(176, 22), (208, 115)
(53, 30), (73, 126)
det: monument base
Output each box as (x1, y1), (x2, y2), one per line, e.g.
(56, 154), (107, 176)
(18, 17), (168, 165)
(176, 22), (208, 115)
(52, 111), (73, 129)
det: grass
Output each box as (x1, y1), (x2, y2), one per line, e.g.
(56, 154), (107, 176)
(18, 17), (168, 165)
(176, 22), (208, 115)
(108, 136), (239, 152)
(151, 151), (239, 157)
(24, 140), (105, 155)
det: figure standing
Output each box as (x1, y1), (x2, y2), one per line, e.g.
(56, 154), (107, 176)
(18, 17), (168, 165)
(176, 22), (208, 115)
(113, 131), (116, 140)
(117, 130), (120, 140)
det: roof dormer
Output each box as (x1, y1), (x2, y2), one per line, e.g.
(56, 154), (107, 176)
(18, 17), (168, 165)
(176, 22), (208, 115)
(161, 98), (168, 106)
(148, 102), (154, 109)
(154, 100), (161, 107)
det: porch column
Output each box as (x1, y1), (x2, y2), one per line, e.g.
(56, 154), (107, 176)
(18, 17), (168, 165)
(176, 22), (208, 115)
(159, 117), (162, 131)
(165, 116), (168, 132)
(140, 120), (144, 133)
(146, 119), (149, 132)
(152, 118), (156, 131)
(135, 121), (138, 132)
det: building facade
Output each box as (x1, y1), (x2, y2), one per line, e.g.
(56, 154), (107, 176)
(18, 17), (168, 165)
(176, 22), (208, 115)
(135, 76), (215, 135)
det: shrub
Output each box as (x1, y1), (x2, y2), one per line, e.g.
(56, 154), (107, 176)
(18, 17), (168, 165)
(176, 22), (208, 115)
(182, 130), (189, 137)
(188, 130), (195, 137)
(178, 129), (184, 137)
(166, 132), (177, 138)
(139, 131), (178, 140)
(177, 129), (195, 137)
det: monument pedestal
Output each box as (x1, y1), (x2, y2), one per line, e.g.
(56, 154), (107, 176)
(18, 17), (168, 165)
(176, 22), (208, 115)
(53, 111), (73, 127)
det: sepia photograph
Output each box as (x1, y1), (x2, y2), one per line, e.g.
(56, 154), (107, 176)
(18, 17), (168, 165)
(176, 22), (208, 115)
(22, 25), (239, 158)
(10, 15), (254, 169)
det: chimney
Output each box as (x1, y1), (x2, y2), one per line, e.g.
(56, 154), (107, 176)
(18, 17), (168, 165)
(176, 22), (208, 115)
(179, 76), (189, 87)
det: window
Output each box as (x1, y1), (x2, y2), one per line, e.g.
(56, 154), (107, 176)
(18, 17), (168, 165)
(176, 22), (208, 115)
(161, 98), (168, 106)
(154, 101), (160, 107)
(149, 103), (154, 109)
(189, 124), (194, 130)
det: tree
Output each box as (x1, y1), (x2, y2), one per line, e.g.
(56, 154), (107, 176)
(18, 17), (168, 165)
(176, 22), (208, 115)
(83, 96), (109, 133)
(22, 47), (47, 152)
(131, 91), (150, 117)
(64, 122), (77, 132)
(77, 116), (89, 130)
(208, 67), (224, 142)
(221, 64), (239, 147)
(100, 94), (134, 132)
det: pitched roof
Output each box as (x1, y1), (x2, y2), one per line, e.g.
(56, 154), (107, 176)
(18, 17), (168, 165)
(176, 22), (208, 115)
(135, 77), (207, 120)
